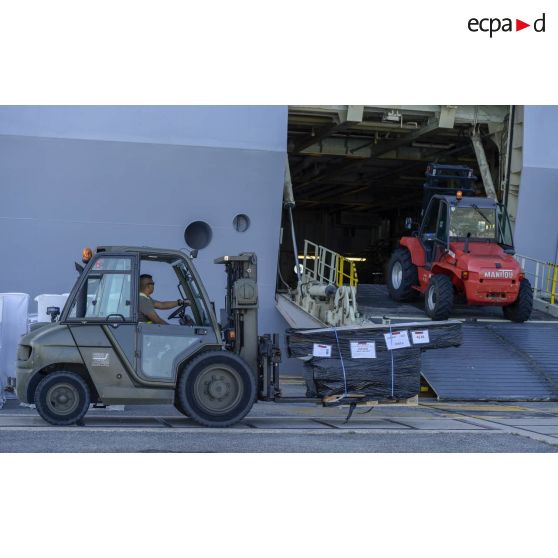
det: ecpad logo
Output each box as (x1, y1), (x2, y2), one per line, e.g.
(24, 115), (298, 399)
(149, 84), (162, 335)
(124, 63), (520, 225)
(468, 13), (546, 37)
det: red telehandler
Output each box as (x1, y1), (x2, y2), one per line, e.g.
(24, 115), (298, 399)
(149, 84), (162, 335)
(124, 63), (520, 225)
(387, 163), (532, 322)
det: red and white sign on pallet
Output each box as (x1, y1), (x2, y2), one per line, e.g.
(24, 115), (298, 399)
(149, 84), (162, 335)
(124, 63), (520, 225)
(384, 330), (411, 350)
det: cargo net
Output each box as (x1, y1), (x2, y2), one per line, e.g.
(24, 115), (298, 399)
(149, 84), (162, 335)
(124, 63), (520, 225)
(286, 321), (462, 405)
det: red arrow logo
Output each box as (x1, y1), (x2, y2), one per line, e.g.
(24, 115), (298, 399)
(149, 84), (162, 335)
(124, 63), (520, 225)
(516, 19), (530, 31)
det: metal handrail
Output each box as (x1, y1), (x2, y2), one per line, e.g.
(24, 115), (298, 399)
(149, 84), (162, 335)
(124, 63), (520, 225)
(336, 255), (358, 287)
(301, 240), (358, 288)
(515, 254), (558, 305)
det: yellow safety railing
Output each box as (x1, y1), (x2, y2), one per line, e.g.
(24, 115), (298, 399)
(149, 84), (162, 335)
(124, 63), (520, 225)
(515, 255), (558, 305)
(546, 265), (558, 305)
(301, 240), (359, 288)
(336, 255), (359, 287)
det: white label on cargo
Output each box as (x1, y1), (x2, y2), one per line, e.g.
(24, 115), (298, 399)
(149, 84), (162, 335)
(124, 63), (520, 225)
(384, 330), (411, 350)
(411, 330), (430, 344)
(350, 341), (377, 359)
(312, 343), (332, 357)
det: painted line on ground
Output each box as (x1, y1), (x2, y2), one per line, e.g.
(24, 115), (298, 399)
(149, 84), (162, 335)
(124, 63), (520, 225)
(426, 406), (558, 447)
(421, 403), (545, 412)
(0, 426), (507, 435)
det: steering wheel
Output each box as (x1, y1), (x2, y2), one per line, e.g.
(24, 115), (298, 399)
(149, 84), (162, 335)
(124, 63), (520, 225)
(168, 306), (185, 321)
(168, 305), (195, 326)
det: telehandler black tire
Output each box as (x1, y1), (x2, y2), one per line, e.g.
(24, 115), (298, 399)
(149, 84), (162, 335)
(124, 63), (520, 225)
(387, 248), (419, 302)
(176, 351), (256, 427)
(425, 275), (454, 320)
(503, 278), (533, 323)
(35, 371), (91, 426)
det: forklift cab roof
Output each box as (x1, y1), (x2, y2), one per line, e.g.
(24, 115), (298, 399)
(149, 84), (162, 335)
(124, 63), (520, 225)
(96, 246), (191, 263)
(440, 195), (498, 209)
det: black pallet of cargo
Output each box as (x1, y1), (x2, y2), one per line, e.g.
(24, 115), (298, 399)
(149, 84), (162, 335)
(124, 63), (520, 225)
(286, 321), (462, 402)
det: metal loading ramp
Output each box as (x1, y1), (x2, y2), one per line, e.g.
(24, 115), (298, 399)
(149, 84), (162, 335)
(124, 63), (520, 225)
(421, 323), (558, 401)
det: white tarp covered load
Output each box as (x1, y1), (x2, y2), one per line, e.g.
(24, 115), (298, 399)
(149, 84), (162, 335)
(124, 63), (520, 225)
(0, 293), (29, 407)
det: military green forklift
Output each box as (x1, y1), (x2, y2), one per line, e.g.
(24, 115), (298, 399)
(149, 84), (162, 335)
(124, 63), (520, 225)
(16, 246), (280, 427)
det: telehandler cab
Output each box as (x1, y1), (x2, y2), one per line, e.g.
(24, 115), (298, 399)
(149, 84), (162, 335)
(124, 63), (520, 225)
(387, 164), (533, 322)
(15, 246), (280, 427)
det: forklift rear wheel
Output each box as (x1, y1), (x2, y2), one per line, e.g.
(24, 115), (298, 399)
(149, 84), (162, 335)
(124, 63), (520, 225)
(35, 371), (91, 426)
(387, 248), (419, 301)
(503, 278), (533, 323)
(425, 275), (454, 320)
(176, 351), (256, 427)
(173, 399), (189, 417)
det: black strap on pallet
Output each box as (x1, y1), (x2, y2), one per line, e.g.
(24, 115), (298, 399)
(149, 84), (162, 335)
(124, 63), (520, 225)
(344, 402), (357, 423)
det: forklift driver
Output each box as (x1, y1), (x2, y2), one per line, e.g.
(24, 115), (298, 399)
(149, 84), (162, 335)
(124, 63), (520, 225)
(139, 274), (190, 324)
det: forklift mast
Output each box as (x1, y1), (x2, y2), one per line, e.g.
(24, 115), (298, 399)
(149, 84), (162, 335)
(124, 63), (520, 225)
(214, 253), (281, 401)
(421, 163), (478, 216)
(214, 253), (259, 376)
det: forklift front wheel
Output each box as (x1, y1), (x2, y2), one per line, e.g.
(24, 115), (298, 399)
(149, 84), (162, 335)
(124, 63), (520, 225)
(176, 351), (256, 427)
(387, 248), (419, 302)
(35, 371), (91, 426)
(425, 275), (454, 320)
(503, 278), (533, 323)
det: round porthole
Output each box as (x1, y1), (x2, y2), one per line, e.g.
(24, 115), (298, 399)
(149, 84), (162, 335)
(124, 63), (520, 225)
(184, 221), (213, 250)
(233, 214), (250, 233)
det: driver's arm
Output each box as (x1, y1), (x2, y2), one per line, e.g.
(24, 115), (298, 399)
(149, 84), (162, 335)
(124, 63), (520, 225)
(154, 299), (190, 310)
